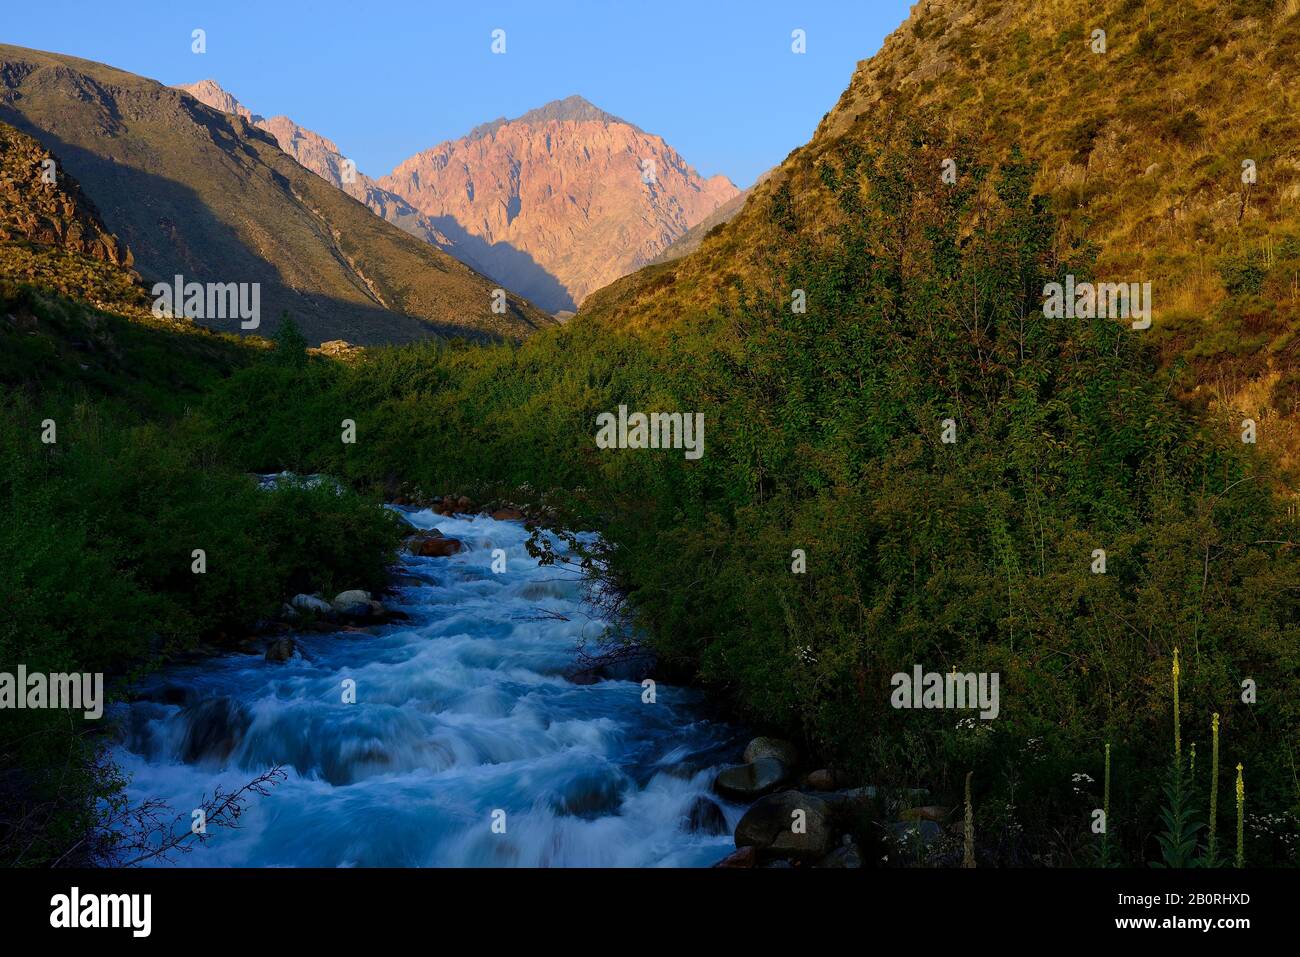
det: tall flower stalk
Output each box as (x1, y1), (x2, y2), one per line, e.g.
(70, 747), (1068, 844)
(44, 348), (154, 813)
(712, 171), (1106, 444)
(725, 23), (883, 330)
(1172, 648), (1181, 762)
(1104, 743), (1111, 825)
(1209, 713), (1220, 864)
(963, 771), (975, 868)
(1235, 762), (1245, 868)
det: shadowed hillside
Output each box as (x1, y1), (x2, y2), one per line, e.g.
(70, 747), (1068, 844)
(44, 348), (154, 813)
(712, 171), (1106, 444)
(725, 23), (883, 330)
(0, 45), (555, 345)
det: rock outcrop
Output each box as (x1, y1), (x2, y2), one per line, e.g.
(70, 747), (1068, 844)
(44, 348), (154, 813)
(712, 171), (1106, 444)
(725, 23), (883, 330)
(0, 123), (133, 267)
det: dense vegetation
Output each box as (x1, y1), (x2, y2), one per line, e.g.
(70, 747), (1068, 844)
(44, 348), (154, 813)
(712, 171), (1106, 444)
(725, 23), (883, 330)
(0, 283), (404, 866)
(183, 134), (1299, 865)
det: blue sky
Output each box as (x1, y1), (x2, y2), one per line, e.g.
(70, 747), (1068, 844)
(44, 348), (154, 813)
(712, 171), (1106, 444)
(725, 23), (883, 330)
(7, 1), (911, 187)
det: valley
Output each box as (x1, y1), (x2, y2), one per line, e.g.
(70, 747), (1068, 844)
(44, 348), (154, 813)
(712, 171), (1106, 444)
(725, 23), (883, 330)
(2, 0), (1298, 877)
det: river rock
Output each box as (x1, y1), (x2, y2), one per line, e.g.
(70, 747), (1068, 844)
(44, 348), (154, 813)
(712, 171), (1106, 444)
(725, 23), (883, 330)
(335, 587), (371, 608)
(265, 636), (298, 663)
(712, 846), (757, 868)
(803, 768), (851, 791)
(743, 736), (798, 768)
(685, 796), (729, 835)
(713, 756), (790, 801)
(408, 534), (463, 557)
(734, 791), (830, 861)
(156, 685), (190, 706)
(549, 768), (626, 818)
(180, 696), (250, 763)
(334, 592), (387, 622)
(491, 506), (525, 521)
(289, 593), (333, 616)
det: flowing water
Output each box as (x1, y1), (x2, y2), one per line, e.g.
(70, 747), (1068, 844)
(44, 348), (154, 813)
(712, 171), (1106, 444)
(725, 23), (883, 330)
(109, 507), (744, 866)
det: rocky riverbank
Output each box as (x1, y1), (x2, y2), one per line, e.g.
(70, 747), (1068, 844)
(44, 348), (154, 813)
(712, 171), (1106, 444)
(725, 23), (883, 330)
(707, 735), (960, 869)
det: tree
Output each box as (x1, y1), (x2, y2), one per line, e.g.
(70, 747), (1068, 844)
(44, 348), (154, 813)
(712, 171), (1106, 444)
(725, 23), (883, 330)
(271, 312), (307, 367)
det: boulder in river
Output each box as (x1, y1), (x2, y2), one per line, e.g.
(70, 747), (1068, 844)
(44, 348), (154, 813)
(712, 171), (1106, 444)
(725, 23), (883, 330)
(265, 636), (298, 663)
(491, 506), (525, 521)
(330, 591), (389, 622)
(713, 756), (790, 801)
(549, 767), (627, 819)
(408, 533), (463, 557)
(734, 790), (830, 861)
(180, 696), (250, 763)
(332, 589), (372, 614)
(743, 736), (799, 768)
(685, 796), (729, 835)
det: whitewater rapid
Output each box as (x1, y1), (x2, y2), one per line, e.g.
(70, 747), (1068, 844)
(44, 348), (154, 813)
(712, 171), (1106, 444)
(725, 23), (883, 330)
(109, 508), (744, 866)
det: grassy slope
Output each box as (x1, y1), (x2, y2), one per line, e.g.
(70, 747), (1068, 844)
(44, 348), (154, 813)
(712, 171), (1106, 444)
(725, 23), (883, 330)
(583, 0), (1300, 471)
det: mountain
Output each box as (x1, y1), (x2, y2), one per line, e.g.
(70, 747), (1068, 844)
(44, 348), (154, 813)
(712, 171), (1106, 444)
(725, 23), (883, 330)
(581, 0), (1300, 467)
(0, 46), (553, 345)
(174, 80), (461, 257)
(176, 84), (739, 314)
(377, 95), (740, 311)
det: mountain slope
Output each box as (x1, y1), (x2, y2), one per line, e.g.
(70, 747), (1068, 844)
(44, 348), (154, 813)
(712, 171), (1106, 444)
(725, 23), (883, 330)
(0, 45), (552, 345)
(175, 80), (462, 259)
(377, 95), (739, 311)
(647, 169), (775, 265)
(582, 0), (1300, 465)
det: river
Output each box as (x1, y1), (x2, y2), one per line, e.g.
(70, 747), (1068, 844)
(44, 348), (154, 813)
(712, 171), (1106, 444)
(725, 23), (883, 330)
(108, 506), (744, 866)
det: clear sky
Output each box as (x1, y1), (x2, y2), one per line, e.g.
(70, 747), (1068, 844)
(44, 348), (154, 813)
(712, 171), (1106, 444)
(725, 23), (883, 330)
(6, 1), (912, 188)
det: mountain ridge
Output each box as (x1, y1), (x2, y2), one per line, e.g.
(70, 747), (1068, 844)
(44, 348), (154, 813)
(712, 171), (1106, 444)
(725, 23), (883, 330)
(0, 44), (552, 345)
(176, 80), (734, 312)
(464, 94), (638, 141)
